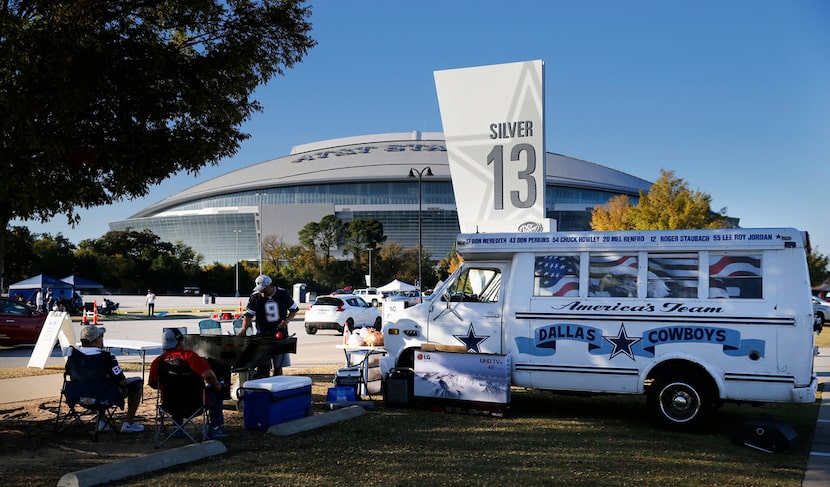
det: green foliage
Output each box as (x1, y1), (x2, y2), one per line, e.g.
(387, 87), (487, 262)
(808, 246), (830, 288)
(343, 218), (386, 260)
(592, 169), (729, 231)
(437, 242), (461, 280)
(72, 229), (204, 293)
(3, 226), (39, 285)
(298, 215), (345, 262)
(0, 0), (316, 291)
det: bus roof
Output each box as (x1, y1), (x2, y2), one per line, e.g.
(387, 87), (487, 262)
(455, 228), (806, 257)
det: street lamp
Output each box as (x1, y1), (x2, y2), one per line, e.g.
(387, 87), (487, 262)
(233, 229), (242, 297)
(364, 248), (374, 287)
(254, 192), (265, 275)
(408, 166), (433, 290)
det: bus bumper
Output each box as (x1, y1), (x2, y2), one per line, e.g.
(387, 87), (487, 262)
(792, 376), (819, 403)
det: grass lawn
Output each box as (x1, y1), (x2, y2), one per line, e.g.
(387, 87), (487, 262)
(2, 330), (825, 485)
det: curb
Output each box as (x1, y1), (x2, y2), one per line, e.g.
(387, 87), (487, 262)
(57, 440), (227, 487)
(267, 405), (365, 436)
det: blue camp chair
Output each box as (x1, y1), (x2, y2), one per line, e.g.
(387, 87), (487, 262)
(232, 317), (253, 336)
(55, 348), (124, 441)
(198, 319), (222, 335)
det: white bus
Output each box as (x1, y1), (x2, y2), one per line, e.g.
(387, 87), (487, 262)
(381, 227), (818, 430)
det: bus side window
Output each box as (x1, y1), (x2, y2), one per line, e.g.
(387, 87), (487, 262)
(534, 255), (579, 297)
(446, 268), (501, 303)
(648, 254), (699, 298)
(589, 253), (638, 298)
(709, 254), (762, 299)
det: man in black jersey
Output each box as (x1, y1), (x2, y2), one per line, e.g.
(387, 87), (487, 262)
(236, 275), (299, 376)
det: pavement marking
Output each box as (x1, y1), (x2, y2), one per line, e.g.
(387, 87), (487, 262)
(809, 451), (830, 457)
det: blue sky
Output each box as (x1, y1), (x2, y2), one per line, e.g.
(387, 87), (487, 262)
(21, 0), (830, 255)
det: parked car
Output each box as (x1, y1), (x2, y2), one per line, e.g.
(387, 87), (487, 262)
(353, 288), (385, 307)
(813, 296), (830, 333)
(0, 297), (48, 346)
(304, 295), (381, 335)
(381, 289), (422, 308)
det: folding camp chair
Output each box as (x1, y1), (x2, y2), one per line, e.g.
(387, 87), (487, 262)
(198, 319), (222, 335)
(232, 317), (253, 336)
(152, 357), (210, 448)
(55, 349), (124, 441)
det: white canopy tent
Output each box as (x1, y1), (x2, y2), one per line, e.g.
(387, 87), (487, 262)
(377, 279), (418, 292)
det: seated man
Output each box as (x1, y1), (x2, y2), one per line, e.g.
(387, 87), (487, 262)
(149, 328), (227, 438)
(75, 324), (144, 433)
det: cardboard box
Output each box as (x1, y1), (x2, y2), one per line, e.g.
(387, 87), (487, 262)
(241, 376), (312, 430)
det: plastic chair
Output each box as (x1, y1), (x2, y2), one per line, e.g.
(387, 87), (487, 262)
(198, 319), (222, 335)
(232, 317), (253, 336)
(152, 357), (209, 448)
(55, 348), (124, 441)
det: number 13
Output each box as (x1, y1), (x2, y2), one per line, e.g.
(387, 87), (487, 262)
(486, 143), (537, 210)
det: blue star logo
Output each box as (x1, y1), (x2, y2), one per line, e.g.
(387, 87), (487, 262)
(453, 324), (489, 353)
(604, 324), (641, 360)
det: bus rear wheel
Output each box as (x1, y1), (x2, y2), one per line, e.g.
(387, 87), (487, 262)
(649, 374), (711, 431)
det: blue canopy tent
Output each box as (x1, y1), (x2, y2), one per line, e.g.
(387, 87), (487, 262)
(8, 274), (73, 301)
(61, 275), (103, 291)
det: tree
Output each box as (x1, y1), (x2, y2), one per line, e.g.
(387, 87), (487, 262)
(591, 169), (729, 231)
(808, 247), (830, 288)
(437, 243), (463, 280)
(76, 228), (201, 292)
(589, 195), (634, 230)
(343, 218), (386, 285)
(343, 218), (386, 261)
(32, 233), (76, 278)
(3, 226), (37, 286)
(298, 215), (345, 262)
(0, 0), (316, 291)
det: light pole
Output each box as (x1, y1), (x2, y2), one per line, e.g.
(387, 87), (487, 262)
(408, 166), (433, 290)
(233, 229), (242, 297)
(254, 192), (265, 275)
(364, 248), (373, 287)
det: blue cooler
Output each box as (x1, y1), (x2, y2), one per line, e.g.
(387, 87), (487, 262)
(241, 376), (312, 430)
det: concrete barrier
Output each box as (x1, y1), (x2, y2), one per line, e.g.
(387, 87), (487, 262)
(57, 440), (227, 487)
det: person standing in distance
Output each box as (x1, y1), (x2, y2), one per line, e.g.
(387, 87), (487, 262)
(236, 275), (298, 377)
(145, 289), (156, 316)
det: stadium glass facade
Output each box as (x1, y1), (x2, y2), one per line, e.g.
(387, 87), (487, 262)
(110, 132), (651, 265)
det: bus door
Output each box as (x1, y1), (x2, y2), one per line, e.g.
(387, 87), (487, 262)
(428, 265), (505, 354)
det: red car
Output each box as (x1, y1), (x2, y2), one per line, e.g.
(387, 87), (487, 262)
(0, 297), (48, 346)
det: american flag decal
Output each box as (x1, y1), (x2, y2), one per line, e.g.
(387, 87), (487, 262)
(535, 255), (580, 296)
(709, 254), (763, 299)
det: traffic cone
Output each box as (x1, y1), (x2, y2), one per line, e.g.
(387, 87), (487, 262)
(93, 301), (99, 325)
(81, 308), (88, 325)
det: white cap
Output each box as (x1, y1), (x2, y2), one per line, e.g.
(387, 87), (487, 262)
(253, 275), (272, 292)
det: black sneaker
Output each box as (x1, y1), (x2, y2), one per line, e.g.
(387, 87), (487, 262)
(209, 426), (228, 439)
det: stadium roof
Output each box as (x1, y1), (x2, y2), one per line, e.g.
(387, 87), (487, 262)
(132, 131), (651, 218)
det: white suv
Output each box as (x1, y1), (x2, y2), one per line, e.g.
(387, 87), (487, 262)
(813, 296), (829, 333)
(354, 288), (385, 307)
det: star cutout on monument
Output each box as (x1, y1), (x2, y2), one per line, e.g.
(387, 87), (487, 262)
(604, 324), (641, 360)
(453, 323), (489, 353)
